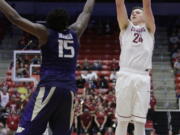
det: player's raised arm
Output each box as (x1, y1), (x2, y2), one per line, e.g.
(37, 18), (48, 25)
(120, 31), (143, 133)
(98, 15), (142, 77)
(0, 0), (48, 45)
(69, 0), (95, 38)
(115, 0), (129, 31)
(143, 0), (156, 33)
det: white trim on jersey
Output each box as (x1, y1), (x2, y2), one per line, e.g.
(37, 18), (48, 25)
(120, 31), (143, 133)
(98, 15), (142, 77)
(31, 87), (56, 121)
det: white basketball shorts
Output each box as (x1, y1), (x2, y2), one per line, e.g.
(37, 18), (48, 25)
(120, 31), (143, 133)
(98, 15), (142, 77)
(115, 70), (151, 123)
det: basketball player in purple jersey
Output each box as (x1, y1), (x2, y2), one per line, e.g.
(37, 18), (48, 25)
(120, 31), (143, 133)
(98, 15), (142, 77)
(0, 0), (95, 134)
(115, 0), (155, 135)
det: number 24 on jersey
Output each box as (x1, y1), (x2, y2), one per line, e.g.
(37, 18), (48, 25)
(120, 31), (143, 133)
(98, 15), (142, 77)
(133, 33), (143, 44)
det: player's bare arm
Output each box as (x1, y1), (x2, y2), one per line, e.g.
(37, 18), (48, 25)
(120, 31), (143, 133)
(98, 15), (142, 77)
(115, 0), (129, 31)
(69, 0), (95, 39)
(0, 0), (48, 45)
(143, 0), (156, 33)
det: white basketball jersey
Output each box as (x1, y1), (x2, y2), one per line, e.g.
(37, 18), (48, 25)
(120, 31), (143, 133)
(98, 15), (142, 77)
(0, 92), (9, 107)
(119, 22), (154, 71)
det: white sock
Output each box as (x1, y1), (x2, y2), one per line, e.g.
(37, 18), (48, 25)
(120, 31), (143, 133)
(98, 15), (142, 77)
(134, 122), (146, 135)
(115, 121), (128, 135)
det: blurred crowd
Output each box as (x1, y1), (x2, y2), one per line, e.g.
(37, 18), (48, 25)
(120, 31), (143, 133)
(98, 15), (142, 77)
(168, 25), (180, 98)
(169, 26), (180, 69)
(0, 82), (33, 135)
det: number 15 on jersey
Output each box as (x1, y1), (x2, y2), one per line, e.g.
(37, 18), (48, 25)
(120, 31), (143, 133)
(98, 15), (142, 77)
(58, 39), (75, 58)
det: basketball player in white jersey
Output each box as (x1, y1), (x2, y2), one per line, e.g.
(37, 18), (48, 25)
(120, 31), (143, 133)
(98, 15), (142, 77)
(115, 0), (155, 135)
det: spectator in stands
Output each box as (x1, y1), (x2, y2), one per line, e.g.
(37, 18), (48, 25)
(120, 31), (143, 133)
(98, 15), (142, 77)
(169, 32), (179, 45)
(76, 63), (82, 70)
(93, 94), (103, 107)
(6, 111), (20, 134)
(170, 44), (180, 66)
(81, 71), (89, 81)
(84, 95), (94, 111)
(104, 127), (115, 135)
(147, 91), (157, 121)
(16, 63), (29, 78)
(86, 97), (96, 113)
(31, 55), (40, 64)
(8, 88), (19, 99)
(150, 91), (157, 110)
(86, 70), (98, 88)
(92, 60), (102, 70)
(0, 86), (9, 109)
(6, 94), (20, 113)
(94, 108), (107, 134)
(23, 55), (30, 65)
(76, 76), (86, 88)
(104, 91), (115, 104)
(82, 58), (91, 70)
(0, 107), (8, 128)
(87, 70), (98, 81)
(79, 108), (94, 134)
(16, 84), (28, 97)
(110, 58), (119, 71)
(18, 32), (39, 50)
(174, 58), (180, 70)
(110, 71), (117, 82)
(98, 76), (109, 88)
(17, 35), (28, 49)
(172, 48), (180, 60)
(16, 56), (23, 65)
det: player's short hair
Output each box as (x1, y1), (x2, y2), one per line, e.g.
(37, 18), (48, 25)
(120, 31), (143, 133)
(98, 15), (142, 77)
(132, 6), (143, 12)
(46, 9), (69, 32)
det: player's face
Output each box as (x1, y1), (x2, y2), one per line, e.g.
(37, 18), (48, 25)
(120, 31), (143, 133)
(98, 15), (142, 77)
(130, 9), (145, 25)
